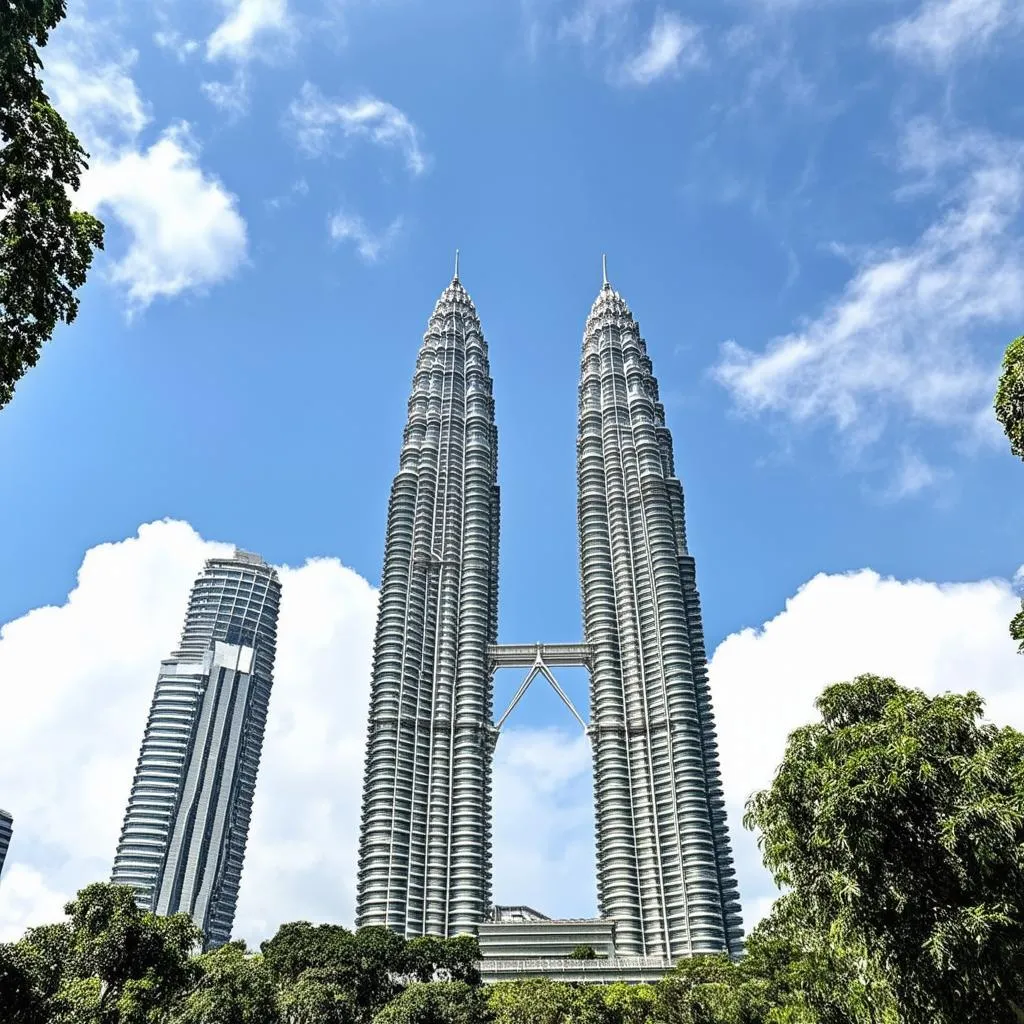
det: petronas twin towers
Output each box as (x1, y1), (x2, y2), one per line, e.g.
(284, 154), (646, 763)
(356, 260), (742, 962)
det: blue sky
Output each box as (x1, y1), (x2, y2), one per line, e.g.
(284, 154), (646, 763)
(1, 0), (1023, 938)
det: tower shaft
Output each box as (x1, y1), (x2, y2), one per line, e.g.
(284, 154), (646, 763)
(113, 551), (281, 948)
(357, 277), (499, 937)
(578, 282), (742, 959)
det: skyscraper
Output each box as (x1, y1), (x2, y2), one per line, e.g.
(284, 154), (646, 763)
(113, 550), (281, 948)
(356, 263), (501, 937)
(578, 266), (742, 959)
(356, 260), (741, 965)
(0, 808), (12, 882)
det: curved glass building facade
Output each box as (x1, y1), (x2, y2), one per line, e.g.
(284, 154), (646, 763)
(112, 551), (281, 948)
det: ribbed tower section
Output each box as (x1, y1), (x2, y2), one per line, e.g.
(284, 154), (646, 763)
(578, 276), (743, 960)
(356, 270), (499, 938)
(112, 551), (280, 948)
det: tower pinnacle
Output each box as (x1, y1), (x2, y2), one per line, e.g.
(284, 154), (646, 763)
(454, 248), (460, 281)
(602, 253), (609, 288)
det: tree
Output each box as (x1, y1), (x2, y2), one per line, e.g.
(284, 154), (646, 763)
(995, 335), (1024, 654)
(602, 982), (656, 1024)
(996, 335), (1024, 461)
(261, 923), (354, 987)
(65, 883), (200, 1017)
(568, 944), (597, 960)
(488, 979), (611, 1024)
(372, 983), (487, 1024)
(168, 942), (280, 1024)
(745, 675), (1024, 1024)
(439, 936), (481, 986)
(1, 0), (105, 411)
(281, 967), (358, 1024)
(652, 955), (759, 1024)
(742, 895), (899, 1024)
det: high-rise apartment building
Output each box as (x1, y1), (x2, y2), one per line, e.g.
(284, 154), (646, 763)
(0, 808), (12, 882)
(356, 266), (500, 937)
(355, 261), (741, 966)
(113, 551), (281, 948)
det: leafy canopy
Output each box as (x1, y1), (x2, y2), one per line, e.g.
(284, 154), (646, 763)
(746, 674), (1024, 1024)
(1, 0), (105, 411)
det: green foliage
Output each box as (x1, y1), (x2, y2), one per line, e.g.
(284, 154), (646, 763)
(260, 922), (354, 986)
(746, 674), (1024, 1024)
(281, 967), (359, 1024)
(568, 944), (598, 960)
(168, 942), (280, 1024)
(603, 983), (657, 1024)
(995, 335), (1024, 462)
(1012, 602), (1024, 655)
(488, 979), (611, 1024)
(1, 0), (105, 410)
(373, 982), (488, 1024)
(14, 672), (1024, 1024)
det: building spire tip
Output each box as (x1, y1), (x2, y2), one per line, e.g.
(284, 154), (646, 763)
(454, 248), (460, 281)
(601, 253), (609, 288)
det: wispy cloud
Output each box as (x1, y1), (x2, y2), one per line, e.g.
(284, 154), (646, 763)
(153, 29), (199, 62)
(288, 84), (428, 176)
(618, 10), (704, 85)
(207, 0), (295, 63)
(558, 0), (634, 48)
(329, 210), (404, 263)
(713, 119), (1024, 455)
(201, 70), (249, 119)
(553, 1), (705, 86)
(875, 0), (1023, 69)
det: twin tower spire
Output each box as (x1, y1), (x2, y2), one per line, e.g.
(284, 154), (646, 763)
(355, 260), (742, 961)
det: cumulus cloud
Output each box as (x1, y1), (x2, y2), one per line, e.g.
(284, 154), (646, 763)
(288, 84), (428, 176)
(713, 119), (1024, 456)
(43, 15), (247, 311)
(876, 0), (1023, 69)
(2, 521), (1019, 941)
(711, 565), (1024, 927)
(329, 211), (404, 264)
(0, 521), (596, 942)
(619, 10), (704, 85)
(207, 0), (295, 63)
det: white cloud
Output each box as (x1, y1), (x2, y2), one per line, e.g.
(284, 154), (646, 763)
(0, 522), (597, 943)
(879, 447), (950, 500)
(43, 15), (247, 311)
(713, 120), (1024, 454)
(78, 125), (247, 309)
(207, 0), (294, 63)
(876, 0), (1023, 69)
(3, 522), (1019, 943)
(711, 565), (1024, 929)
(154, 29), (200, 62)
(329, 211), (404, 264)
(289, 84), (428, 176)
(555, 0), (703, 86)
(559, 0), (634, 48)
(492, 728), (596, 917)
(202, 71), (250, 119)
(619, 10), (703, 85)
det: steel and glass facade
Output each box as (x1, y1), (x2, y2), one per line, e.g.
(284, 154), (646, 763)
(112, 551), (281, 947)
(356, 272), (500, 937)
(578, 277), (742, 959)
(356, 263), (742, 965)
(0, 809), (12, 882)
